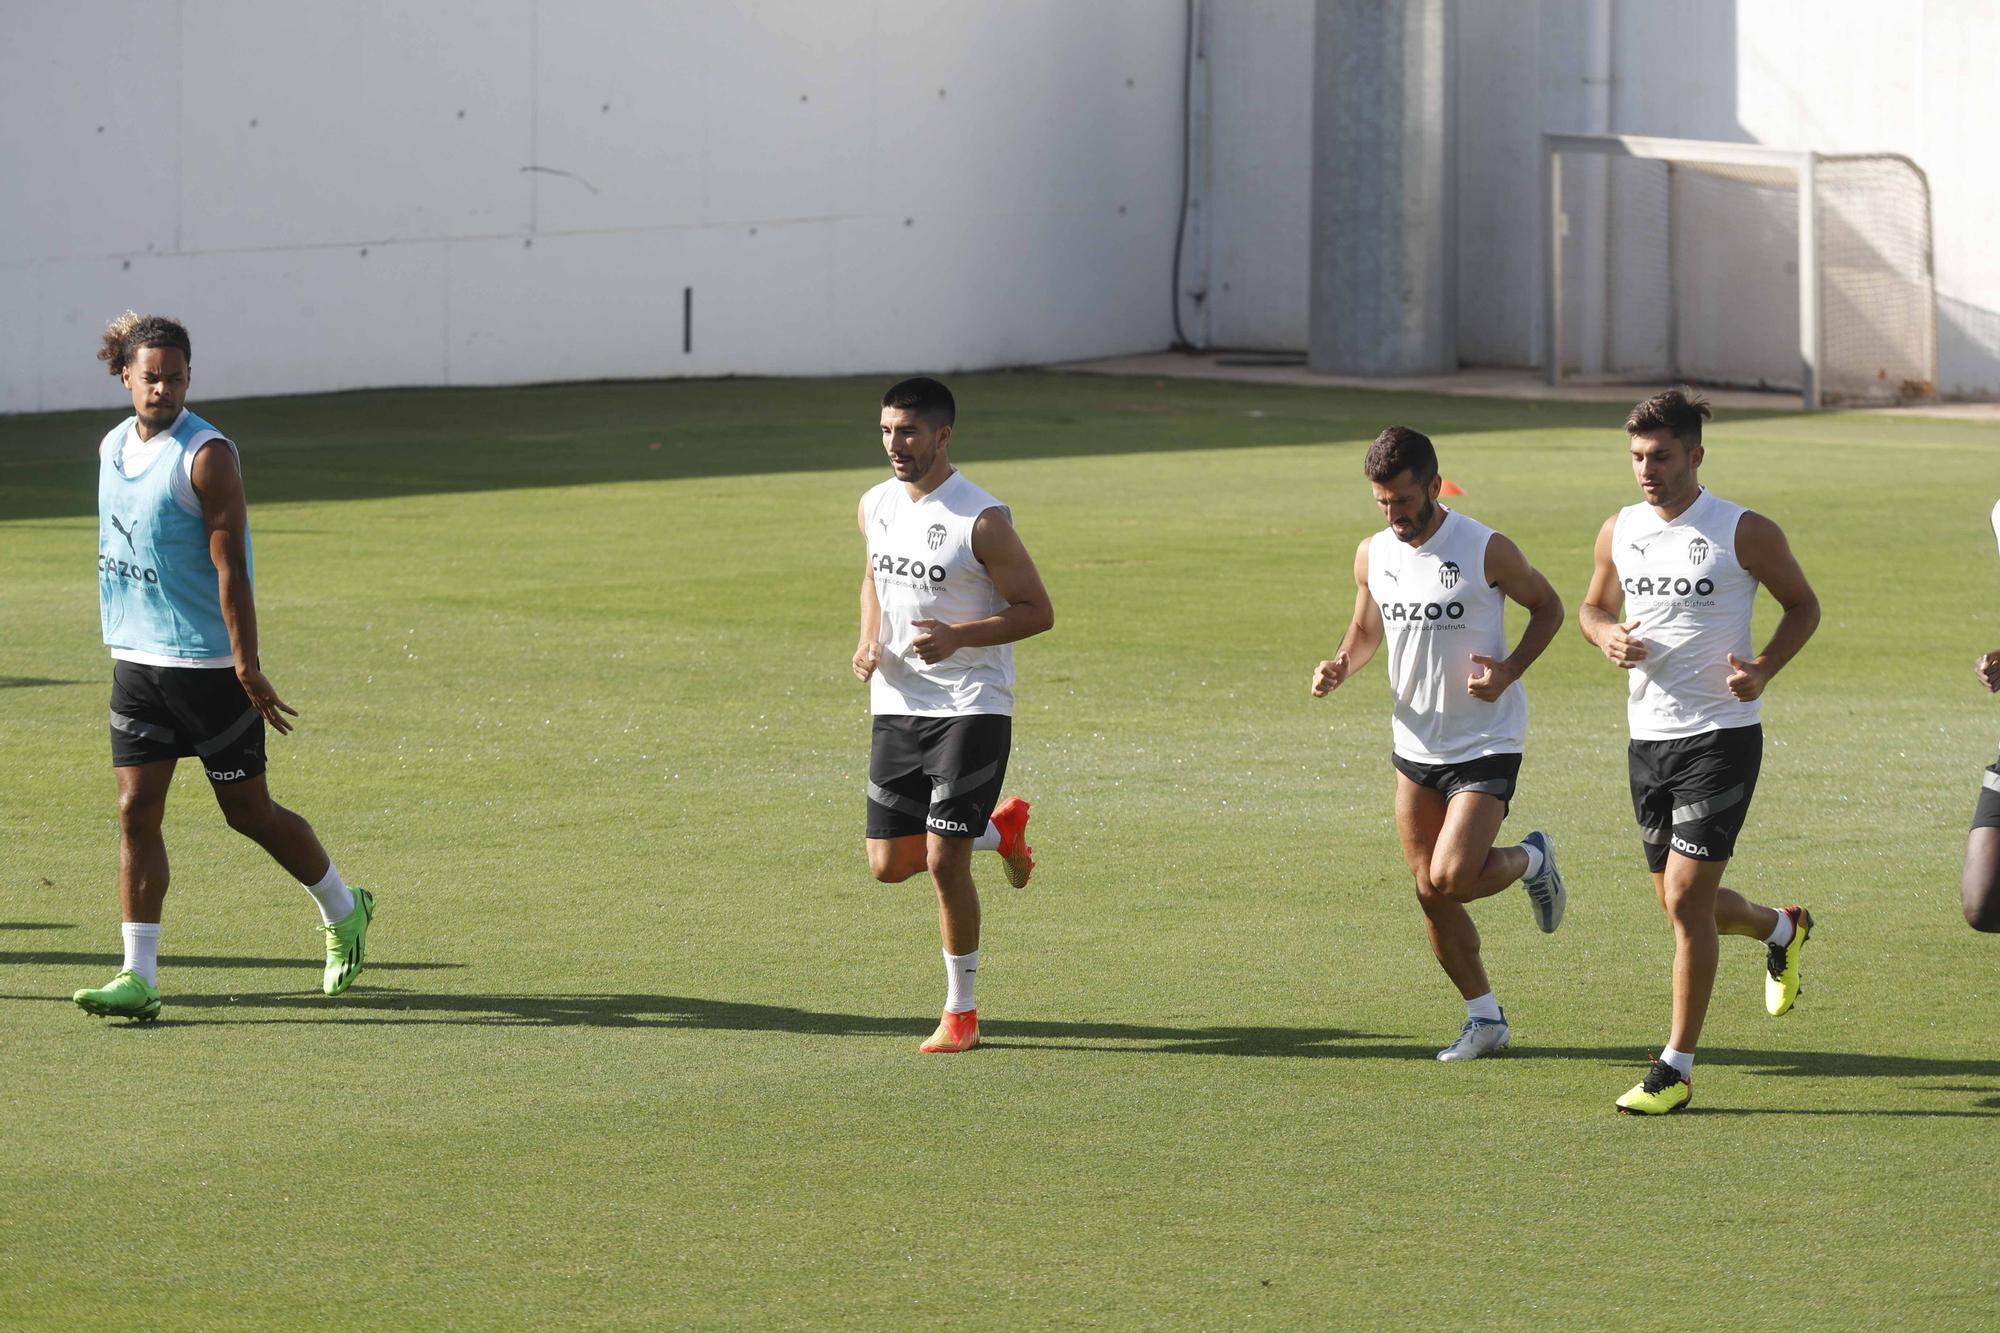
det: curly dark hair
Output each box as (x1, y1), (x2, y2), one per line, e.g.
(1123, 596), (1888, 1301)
(1625, 387), (1711, 446)
(97, 312), (192, 376)
(1363, 425), (1438, 483)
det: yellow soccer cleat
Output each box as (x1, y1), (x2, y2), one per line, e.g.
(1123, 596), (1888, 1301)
(1765, 905), (1813, 1017)
(1615, 1057), (1692, 1115)
(73, 968), (162, 1023)
(319, 887), (375, 996)
(920, 1009), (980, 1054)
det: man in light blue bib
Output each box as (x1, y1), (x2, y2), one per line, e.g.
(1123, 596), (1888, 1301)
(73, 313), (374, 1022)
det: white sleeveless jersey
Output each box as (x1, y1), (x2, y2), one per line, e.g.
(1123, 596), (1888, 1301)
(864, 471), (1015, 717)
(1990, 498), (1999, 556)
(1612, 488), (1760, 740)
(1366, 509), (1525, 763)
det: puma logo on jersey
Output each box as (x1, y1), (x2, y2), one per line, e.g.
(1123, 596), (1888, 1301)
(1629, 535), (1659, 556)
(1380, 569), (1399, 584)
(111, 515), (138, 553)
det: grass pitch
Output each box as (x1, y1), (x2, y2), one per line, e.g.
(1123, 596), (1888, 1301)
(3, 373), (1998, 1328)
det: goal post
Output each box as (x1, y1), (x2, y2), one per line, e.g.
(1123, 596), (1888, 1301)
(1541, 132), (1936, 410)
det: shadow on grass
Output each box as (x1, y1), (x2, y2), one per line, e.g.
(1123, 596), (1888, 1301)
(0, 677), (87, 690)
(0, 922), (78, 931)
(0, 372), (1672, 523)
(0, 951), (464, 972)
(18, 982), (2000, 1068)
(9, 985), (1996, 1113)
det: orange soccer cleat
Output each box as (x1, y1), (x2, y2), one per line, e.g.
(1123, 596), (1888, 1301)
(989, 797), (1035, 888)
(920, 1009), (980, 1053)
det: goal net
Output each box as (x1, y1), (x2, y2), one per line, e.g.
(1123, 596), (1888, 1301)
(1542, 133), (1935, 408)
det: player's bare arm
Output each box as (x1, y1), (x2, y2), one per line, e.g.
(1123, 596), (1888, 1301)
(193, 439), (296, 735)
(1313, 538), (1383, 696)
(853, 496), (884, 681)
(1579, 513), (1647, 668)
(908, 507), (1053, 664)
(1468, 534), (1563, 701)
(1727, 510), (1820, 701)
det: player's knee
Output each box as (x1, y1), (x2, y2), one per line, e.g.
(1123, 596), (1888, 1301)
(115, 790), (165, 837)
(217, 790), (278, 837)
(925, 841), (971, 879)
(1662, 886), (1711, 928)
(1428, 855), (1475, 899)
(866, 848), (914, 883)
(1964, 887), (2000, 933)
(1412, 877), (1452, 912)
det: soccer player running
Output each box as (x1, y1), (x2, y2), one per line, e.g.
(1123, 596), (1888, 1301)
(1580, 388), (1820, 1114)
(73, 314), (372, 1023)
(1312, 427), (1568, 1061)
(854, 377), (1051, 1053)
(1960, 498), (2000, 933)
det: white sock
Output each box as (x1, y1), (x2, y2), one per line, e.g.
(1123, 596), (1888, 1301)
(971, 822), (1001, 852)
(944, 948), (980, 1014)
(1465, 991), (1503, 1023)
(1659, 1045), (1694, 1077)
(1518, 840), (1545, 881)
(122, 921), (161, 985)
(1764, 910), (1795, 947)
(302, 862), (356, 925)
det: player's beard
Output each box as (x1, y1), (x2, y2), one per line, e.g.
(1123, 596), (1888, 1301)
(1392, 499), (1437, 544)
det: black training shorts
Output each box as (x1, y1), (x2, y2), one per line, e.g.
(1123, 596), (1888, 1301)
(1628, 723), (1762, 873)
(1974, 758), (2000, 831)
(867, 714), (1011, 840)
(1391, 750), (1521, 813)
(109, 661), (266, 784)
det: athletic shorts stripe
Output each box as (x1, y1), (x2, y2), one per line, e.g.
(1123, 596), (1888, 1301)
(109, 662), (267, 784)
(1975, 759), (2000, 831)
(867, 714), (1011, 840)
(1628, 723), (1761, 873)
(1390, 750), (1522, 811)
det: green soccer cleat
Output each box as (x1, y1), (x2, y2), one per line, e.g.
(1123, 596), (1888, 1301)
(73, 968), (162, 1023)
(1765, 905), (1813, 1017)
(1615, 1057), (1692, 1115)
(319, 887), (375, 996)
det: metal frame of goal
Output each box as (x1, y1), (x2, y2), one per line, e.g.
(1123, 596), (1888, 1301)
(1541, 132), (1936, 410)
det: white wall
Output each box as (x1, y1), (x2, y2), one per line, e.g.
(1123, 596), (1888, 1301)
(1456, 0), (2000, 397)
(0, 1), (1187, 413)
(1200, 0), (1315, 351)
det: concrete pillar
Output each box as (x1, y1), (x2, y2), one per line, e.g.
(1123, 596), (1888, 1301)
(1307, 0), (1457, 376)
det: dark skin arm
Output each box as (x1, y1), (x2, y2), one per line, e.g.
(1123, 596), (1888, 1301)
(908, 507), (1055, 663)
(191, 440), (297, 734)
